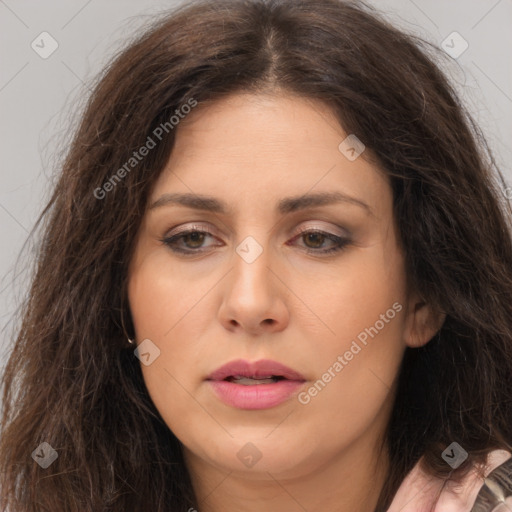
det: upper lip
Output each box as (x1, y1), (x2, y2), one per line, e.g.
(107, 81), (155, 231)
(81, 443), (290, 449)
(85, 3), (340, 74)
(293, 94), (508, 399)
(206, 359), (306, 381)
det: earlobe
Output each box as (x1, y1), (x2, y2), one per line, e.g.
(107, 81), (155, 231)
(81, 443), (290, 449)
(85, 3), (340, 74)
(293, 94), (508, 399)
(404, 298), (446, 348)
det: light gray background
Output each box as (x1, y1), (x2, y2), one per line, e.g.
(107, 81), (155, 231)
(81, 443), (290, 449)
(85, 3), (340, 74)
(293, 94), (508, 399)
(1, 0), (511, 371)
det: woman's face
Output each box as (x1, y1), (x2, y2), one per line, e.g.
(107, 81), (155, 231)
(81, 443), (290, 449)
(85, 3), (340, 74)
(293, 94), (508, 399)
(127, 92), (435, 481)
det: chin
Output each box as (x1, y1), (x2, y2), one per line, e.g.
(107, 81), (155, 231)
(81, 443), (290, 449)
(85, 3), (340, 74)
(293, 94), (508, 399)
(187, 432), (323, 479)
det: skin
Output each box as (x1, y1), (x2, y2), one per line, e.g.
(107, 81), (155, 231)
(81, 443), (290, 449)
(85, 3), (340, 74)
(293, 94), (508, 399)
(127, 91), (444, 512)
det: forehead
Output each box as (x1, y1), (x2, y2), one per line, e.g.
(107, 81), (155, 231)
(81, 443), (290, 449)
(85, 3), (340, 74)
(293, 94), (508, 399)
(150, 92), (390, 217)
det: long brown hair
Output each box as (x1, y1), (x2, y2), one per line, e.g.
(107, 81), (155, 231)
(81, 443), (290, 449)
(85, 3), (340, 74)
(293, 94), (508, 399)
(1, 0), (511, 510)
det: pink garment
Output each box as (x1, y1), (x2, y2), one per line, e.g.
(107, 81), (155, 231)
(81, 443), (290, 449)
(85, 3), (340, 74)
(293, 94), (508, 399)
(387, 449), (512, 512)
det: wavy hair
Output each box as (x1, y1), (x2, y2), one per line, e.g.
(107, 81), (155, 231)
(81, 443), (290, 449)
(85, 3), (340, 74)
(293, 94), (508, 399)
(1, 0), (512, 510)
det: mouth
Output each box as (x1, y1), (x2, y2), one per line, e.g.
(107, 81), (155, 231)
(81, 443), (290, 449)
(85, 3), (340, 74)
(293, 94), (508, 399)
(223, 375), (287, 385)
(206, 359), (306, 410)
(206, 358), (306, 382)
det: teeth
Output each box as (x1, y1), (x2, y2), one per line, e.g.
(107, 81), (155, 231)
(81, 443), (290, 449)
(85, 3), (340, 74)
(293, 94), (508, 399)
(230, 376), (279, 385)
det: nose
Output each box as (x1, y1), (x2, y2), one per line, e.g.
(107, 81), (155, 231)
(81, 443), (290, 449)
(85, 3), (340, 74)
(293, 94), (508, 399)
(217, 244), (290, 336)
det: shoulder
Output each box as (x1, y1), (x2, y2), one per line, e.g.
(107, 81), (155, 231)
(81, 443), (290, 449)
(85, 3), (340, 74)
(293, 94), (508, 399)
(386, 449), (512, 512)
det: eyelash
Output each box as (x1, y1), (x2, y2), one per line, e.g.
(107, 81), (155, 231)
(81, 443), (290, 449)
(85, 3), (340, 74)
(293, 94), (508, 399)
(159, 225), (351, 256)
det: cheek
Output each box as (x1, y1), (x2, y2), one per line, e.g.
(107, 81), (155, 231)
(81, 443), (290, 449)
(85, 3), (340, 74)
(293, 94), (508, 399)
(301, 241), (407, 349)
(128, 250), (213, 342)
(127, 253), (217, 418)
(296, 244), (407, 420)
(127, 264), (203, 442)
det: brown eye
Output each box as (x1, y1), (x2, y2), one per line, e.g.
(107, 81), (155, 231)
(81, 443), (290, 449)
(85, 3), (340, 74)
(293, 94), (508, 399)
(302, 232), (327, 249)
(161, 228), (221, 255)
(161, 227), (351, 257)
(181, 232), (207, 249)
(290, 229), (351, 255)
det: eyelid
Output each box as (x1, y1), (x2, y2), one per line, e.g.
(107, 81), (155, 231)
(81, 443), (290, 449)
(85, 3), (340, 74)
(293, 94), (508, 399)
(164, 221), (348, 239)
(293, 222), (349, 238)
(165, 223), (217, 237)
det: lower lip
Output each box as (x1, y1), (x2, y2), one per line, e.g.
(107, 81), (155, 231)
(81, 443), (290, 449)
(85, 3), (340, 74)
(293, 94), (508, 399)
(207, 380), (305, 410)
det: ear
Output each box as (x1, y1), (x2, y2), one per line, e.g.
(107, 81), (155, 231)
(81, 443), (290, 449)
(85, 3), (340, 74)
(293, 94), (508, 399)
(403, 292), (446, 348)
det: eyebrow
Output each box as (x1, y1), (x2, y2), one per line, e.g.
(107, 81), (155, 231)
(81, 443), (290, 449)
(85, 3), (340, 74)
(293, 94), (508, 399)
(148, 191), (374, 217)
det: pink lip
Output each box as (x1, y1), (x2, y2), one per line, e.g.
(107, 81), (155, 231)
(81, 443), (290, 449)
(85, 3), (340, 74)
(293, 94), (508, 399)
(206, 359), (306, 410)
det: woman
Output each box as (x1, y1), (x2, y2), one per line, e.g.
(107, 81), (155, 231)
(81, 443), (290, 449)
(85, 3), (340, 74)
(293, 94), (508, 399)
(1, 0), (511, 510)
